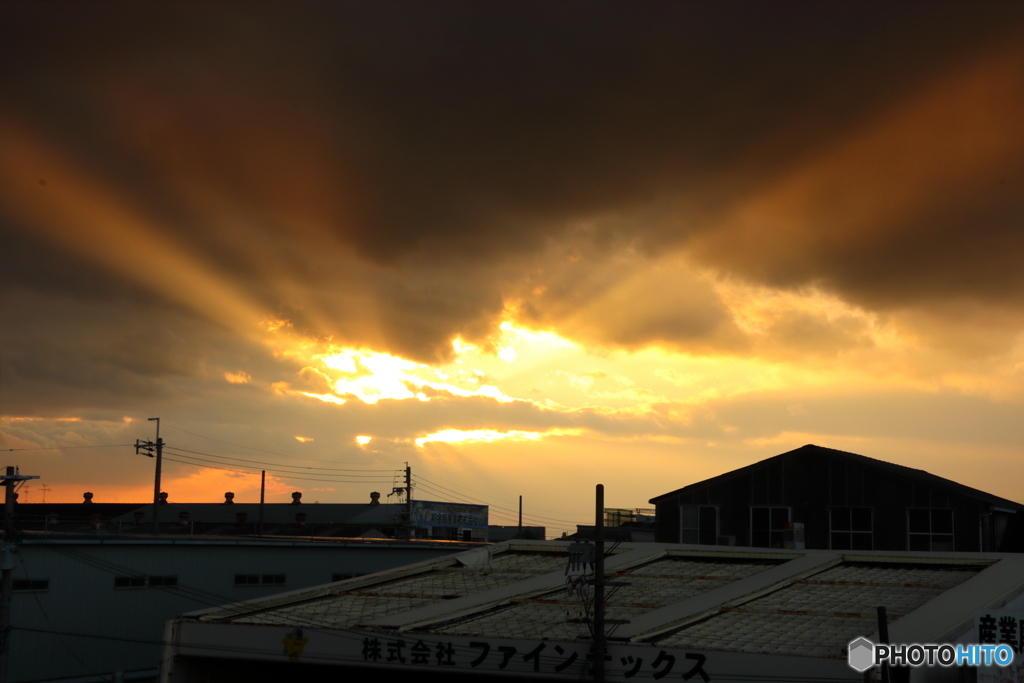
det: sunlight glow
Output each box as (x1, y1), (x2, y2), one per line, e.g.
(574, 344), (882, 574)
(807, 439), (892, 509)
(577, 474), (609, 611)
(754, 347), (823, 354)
(260, 317), (293, 332)
(499, 321), (577, 349)
(224, 371), (251, 384)
(308, 347), (518, 405)
(299, 391), (346, 405)
(294, 436), (313, 443)
(415, 427), (584, 447)
(452, 337), (478, 354)
(355, 435), (372, 446)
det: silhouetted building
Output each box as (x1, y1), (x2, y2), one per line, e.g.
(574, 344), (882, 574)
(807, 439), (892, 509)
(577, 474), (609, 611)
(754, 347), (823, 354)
(650, 444), (1024, 552)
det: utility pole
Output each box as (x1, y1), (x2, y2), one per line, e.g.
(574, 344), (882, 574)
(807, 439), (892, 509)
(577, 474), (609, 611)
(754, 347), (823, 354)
(135, 417), (163, 535)
(405, 464), (413, 540)
(258, 470), (265, 537)
(594, 484), (606, 683)
(1, 466), (40, 683)
(517, 495), (523, 539)
(877, 606), (891, 683)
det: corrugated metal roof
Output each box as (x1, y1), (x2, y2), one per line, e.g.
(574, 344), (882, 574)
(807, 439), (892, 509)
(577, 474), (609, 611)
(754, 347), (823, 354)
(201, 548), (575, 628)
(187, 542), (1012, 664)
(655, 561), (982, 658)
(435, 555), (782, 641)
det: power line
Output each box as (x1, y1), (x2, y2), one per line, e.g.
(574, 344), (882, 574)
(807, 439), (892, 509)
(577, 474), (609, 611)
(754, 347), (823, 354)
(163, 423), (388, 467)
(160, 454), (397, 485)
(412, 478), (582, 527)
(413, 475), (587, 526)
(410, 478), (583, 538)
(0, 444), (132, 452)
(162, 446), (394, 474)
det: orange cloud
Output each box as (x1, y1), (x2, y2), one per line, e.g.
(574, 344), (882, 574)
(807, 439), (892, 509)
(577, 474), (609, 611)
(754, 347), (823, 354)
(0, 111), (268, 335)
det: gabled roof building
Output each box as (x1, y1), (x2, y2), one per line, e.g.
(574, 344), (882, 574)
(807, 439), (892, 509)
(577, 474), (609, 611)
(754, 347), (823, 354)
(649, 445), (1024, 552)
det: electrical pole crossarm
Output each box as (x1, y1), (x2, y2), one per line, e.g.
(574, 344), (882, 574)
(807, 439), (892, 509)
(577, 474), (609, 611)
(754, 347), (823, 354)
(0, 475), (39, 483)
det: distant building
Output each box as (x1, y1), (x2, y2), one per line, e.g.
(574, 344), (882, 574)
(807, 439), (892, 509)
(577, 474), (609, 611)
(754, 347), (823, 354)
(15, 501), (150, 532)
(486, 525), (547, 542)
(18, 492), (497, 541)
(111, 500), (418, 538)
(569, 507), (657, 542)
(650, 444), (1024, 551)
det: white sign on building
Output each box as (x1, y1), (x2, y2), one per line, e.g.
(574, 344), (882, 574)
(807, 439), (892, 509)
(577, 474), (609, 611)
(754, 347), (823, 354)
(976, 609), (1024, 683)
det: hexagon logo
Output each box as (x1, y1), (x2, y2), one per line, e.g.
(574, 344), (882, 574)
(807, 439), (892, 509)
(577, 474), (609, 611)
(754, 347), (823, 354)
(848, 637), (875, 672)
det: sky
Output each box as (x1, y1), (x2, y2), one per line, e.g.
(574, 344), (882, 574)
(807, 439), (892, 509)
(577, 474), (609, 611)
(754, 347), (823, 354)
(2, 2), (1023, 537)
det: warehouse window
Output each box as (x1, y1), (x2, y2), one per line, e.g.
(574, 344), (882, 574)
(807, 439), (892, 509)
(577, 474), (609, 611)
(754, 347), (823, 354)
(14, 579), (49, 592)
(115, 575), (177, 589)
(680, 505), (718, 545)
(148, 575), (178, 588)
(332, 572), (365, 582)
(830, 508), (873, 550)
(908, 509), (954, 551)
(750, 506), (790, 548)
(114, 576), (146, 589)
(235, 574), (285, 586)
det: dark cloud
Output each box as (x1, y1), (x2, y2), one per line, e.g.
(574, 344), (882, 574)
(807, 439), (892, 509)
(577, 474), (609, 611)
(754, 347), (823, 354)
(760, 312), (872, 359)
(686, 37), (1024, 313)
(515, 244), (746, 352)
(3, 0), (1024, 418)
(705, 388), (1024, 447)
